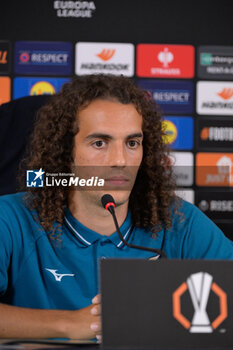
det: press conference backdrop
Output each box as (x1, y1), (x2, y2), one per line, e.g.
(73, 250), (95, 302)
(0, 0), (233, 239)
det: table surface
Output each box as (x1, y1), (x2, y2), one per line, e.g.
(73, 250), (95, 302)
(0, 339), (232, 350)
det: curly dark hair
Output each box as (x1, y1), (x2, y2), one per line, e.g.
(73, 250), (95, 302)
(20, 74), (178, 235)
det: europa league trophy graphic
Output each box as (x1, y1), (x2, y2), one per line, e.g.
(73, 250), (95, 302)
(187, 272), (213, 333)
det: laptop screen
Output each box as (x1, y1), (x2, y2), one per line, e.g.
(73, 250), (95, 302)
(100, 259), (233, 349)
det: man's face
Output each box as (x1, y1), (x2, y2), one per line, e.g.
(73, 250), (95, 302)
(73, 98), (143, 208)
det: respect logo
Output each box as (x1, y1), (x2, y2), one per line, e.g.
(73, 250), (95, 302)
(14, 41), (73, 75)
(137, 80), (194, 114)
(19, 52), (30, 63)
(173, 272), (228, 333)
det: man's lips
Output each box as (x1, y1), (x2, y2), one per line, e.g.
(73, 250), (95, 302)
(105, 176), (129, 185)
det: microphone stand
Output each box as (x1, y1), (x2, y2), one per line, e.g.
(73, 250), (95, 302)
(107, 203), (167, 259)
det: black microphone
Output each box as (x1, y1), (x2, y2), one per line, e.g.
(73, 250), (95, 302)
(101, 194), (167, 259)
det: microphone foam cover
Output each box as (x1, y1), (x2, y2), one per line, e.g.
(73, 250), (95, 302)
(101, 194), (116, 209)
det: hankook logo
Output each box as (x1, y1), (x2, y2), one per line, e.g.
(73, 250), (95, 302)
(173, 272), (228, 333)
(75, 42), (134, 76)
(217, 88), (233, 100)
(96, 49), (116, 61)
(197, 81), (233, 115)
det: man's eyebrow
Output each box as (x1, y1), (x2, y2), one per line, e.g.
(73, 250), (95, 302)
(85, 133), (113, 141)
(85, 132), (143, 140)
(127, 133), (143, 139)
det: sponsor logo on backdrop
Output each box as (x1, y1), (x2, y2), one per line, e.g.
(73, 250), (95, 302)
(0, 51), (7, 64)
(75, 42), (134, 76)
(19, 52), (69, 64)
(196, 153), (233, 186)
(197, 81), (233, 115)
(13, 77), (70, 99)
(30, 82), (56, 95)
(97, 49), (115, 61)
(198, 46), (233, 80)
(53, 1), (96, 18)
(137, 44), (194, 78)
(173, 272), (227, 333)
(163, 120), (177, 144)
(19, 52), (30, 63)
(0, 77), (10, 105)
(175, 189), (194, 204)
(14, 41), (73, 75)
(162, 116), (193, 150)
(170, 152), (194, 186)
(197, 117), (233, 149)
(201, 127), (233, 141)
(199, 199), (233, 212)
(137, 80), (193, 114)
(158, 47), (174, 67)
(217, 88), (233, 100)
(0, 41), (10, 73)
(196, 190), (233, 220)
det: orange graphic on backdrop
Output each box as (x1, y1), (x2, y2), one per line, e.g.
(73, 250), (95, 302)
(217, 88), (233, 100)
(0, 51), (7, 64)
(196, 153), (233, 186)
(0, 77), (10, 105)
(200, 127), (209, 140)
(96, 49), (116, 61)
(173, 280), (227, 331)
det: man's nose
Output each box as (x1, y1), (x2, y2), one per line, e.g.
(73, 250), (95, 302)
(108, 143), (126, 167)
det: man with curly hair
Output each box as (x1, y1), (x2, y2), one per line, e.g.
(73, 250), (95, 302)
(0, 75), (232, 340)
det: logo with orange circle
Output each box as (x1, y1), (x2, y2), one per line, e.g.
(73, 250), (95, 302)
(173, 272), (227, 333)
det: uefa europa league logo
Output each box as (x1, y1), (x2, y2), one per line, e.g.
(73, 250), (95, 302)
(187, 272), (213, 332)
(173, 272), (227, 333)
